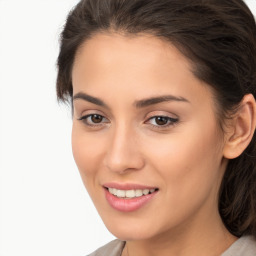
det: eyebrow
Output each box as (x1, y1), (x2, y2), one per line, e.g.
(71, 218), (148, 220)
(73, 92), (109, 108)
(134, 95), (190, 108)
(73, 92), (190, 109)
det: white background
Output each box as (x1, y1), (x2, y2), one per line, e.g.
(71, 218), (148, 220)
(0, 1), (255, 255)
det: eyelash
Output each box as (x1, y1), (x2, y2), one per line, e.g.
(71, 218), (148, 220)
(78, 114), (109, 127)
(146, 116), (179, 129)
(78, 113), (179, 130)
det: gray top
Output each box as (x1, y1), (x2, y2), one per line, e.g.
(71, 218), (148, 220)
(87, 236), (256, 256)
(221, 236), (256, 256)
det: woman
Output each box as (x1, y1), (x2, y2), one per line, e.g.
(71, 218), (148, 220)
(56, 0), (256, 255)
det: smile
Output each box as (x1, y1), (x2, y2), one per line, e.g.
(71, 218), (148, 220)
(103, 184), (159, 212)
(107, 188), (157, 199)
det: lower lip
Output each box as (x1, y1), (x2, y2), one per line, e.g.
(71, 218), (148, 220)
(104, 188), (158, 212)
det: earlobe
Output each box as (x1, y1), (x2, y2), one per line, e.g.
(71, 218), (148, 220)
(223, 94), (256, 159)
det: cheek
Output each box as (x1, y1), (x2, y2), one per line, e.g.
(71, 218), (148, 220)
(145, 122), (223, 206)
(71, 123), (105, 188)
(71, 124), (111, 219)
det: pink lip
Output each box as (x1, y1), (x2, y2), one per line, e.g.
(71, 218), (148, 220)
(103, 183), (158, 212)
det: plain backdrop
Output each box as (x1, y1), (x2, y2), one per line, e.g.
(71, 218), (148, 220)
(0, 0), (255, 255)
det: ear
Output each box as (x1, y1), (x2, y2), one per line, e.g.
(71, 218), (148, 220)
(223, 94), (256, 159)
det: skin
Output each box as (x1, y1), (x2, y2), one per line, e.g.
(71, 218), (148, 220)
(71, 33), (240, 256)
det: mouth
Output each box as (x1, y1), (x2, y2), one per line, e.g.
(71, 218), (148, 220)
(105, 187), (159, 199)
(103, 183), (159, 212)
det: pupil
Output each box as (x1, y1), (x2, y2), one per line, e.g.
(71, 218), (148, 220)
(92, 115), (102, 123)
(156, 116), (168, 125)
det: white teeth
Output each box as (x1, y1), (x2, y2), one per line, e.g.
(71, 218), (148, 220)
(143, 189), (149, 195)
(126, 190), (135, 198)
(135, 189), (143, 197)
(108, 188), (157, 198)
(116, 189), (125, 197)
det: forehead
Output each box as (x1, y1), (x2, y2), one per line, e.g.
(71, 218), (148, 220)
(72, 32), (215, 109)
(73, 33), (192, 78)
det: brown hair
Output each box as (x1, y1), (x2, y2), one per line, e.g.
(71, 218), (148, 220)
(56, 0), (256, 237)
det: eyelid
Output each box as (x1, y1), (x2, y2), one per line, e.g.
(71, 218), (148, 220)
(75, 107), (104, 117)
(144, 111), (178, 121)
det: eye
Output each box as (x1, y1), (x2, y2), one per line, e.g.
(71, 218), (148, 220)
(78, 114), (109, 126)
(146, 116), (179, 128)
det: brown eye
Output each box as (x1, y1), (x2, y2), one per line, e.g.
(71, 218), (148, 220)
(155, 116), (169, 125)
(146, 115), (179, 128)
(78, 114), (109, 126)
(91, 114), (103, 123)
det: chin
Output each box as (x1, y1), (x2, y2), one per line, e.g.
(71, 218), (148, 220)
(109, 227), (155, 241)
(102, 215), (161, 241)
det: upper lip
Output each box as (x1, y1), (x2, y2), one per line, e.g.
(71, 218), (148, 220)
(103, 182), (158, 190)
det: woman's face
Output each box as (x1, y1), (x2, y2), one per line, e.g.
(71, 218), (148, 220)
(72, 33), (228, 240)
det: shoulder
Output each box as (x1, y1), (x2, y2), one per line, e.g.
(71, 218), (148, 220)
(222, 236), (256, 256)
(86, 239), (126, 256)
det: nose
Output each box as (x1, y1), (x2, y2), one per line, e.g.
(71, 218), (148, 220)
(104, 123), (145, 174)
